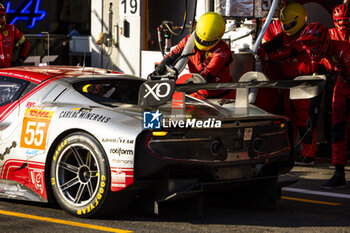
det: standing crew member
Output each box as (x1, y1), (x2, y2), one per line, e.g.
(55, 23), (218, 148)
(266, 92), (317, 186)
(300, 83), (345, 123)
(152, 12), (233, 99)
(329, 4), (350, 157)
(258, 3), (320, 165)
(300, 22), (350, 189)
(0, 3), (29, 67)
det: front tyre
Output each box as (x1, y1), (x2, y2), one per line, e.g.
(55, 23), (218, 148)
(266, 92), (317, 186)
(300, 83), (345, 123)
(50, 132), (111, 217)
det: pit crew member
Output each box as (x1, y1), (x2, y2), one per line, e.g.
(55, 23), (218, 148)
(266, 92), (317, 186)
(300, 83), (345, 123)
(300, 22), (350, 189)
(151, 12), (233, 99)
(0, 3), (29, 67)
(258, 3), (320, 165)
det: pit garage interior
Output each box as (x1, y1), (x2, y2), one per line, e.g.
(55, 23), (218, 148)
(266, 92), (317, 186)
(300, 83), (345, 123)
(3, 0), (348, 157)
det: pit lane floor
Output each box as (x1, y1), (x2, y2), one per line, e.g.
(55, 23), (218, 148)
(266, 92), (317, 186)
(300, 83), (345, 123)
(0, 163), (350, 233)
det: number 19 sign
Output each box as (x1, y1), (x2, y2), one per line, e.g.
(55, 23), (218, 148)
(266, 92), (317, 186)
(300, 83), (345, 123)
(120, 0), (140, 16)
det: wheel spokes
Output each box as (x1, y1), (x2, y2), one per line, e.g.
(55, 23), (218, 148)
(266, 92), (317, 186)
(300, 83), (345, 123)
(60, 177), (80, 192)
(86, 181), (94, 197)
(86, 151), (92, 168)
(90, 171), (99, 178)
(74, 183), (86, 203)
(71, 146), (84, 167)
(59, 161), (79, 174)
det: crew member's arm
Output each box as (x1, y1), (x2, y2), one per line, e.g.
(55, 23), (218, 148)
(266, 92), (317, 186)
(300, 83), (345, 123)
(153, 35), (189, 76)
(200, 45), (233, 82)
(13, 27), (29, 66)
(260, 36), (303, 61)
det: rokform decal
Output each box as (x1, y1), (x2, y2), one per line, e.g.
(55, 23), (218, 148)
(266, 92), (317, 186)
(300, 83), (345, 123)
(110, 148), (134, 156)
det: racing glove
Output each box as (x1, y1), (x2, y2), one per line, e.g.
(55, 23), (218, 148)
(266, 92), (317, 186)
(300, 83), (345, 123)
(257, 47), (269, 61)
(268, 47), (294, 61)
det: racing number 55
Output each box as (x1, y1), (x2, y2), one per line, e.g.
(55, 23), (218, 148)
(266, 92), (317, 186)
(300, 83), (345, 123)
(20, 109), (54, 150)
(24, 121), (46, 147)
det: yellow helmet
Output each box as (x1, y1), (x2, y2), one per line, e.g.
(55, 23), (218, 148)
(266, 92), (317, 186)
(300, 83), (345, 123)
(280, 3), (307, 36)
(195, 12), (225, 51)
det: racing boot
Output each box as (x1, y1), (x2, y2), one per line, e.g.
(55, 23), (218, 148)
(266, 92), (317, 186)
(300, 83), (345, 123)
(295, 156), (314, 165)
(321, 167), (346, 189)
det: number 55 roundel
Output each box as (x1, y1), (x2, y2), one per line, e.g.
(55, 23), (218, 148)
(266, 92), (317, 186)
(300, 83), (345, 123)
(20, 109), (54, 150)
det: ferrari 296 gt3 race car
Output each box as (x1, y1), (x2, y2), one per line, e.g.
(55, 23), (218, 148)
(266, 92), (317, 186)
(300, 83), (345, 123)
(0, 66), (325, 217)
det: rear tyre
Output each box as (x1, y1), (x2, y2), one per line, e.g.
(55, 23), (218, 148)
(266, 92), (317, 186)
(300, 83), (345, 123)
(50, 132), (111, 217)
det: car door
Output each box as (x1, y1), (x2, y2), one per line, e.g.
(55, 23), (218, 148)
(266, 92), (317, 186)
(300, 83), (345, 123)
(0, 76), (33, 198)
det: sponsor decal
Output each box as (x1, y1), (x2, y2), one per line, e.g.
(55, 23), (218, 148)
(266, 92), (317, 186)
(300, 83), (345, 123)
(26, 149), (39, 156)
(0, 141), (16, 160)
(30, 170), (44, 194)
(244, 128), (253, 140)
(20, 109), (54, 150)
(144, 82), (172, 101)
(0, 184), (27, 197)
(77, 175), (106, 215)
(59, 110), (110, 123)
(111, 168), (134, 192)
(26, 102), (36, 108)
(110, 148), (134, 156)
(143, 111), (222, 129)
(112, 159), (133, 165)
(102, 137), (134, 144)
(111, 171), (126, 187)
(139, 80), (175, 107)
(52, 139), (68, 161)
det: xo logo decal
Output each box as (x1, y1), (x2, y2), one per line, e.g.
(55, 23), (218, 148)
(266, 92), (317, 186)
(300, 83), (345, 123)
(144, 82), (171, 101)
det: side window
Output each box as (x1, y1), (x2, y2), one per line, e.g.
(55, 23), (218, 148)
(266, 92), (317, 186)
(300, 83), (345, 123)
(74, 79), (143, 105)
(0, 76), (30, 107)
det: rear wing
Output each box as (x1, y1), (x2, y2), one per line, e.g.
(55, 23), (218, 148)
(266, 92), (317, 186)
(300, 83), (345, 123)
(138, 71), (326, 116)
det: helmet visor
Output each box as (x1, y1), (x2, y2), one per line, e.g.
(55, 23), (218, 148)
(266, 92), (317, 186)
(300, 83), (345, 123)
(282, 20), (297, 31)
(195, 32), (218, 48)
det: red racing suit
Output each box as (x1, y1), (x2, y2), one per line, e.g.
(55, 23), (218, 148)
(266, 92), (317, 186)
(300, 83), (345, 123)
(0, 24), (29, 67)
(328, 27), (350, 157)
(328, 27), (350, 42)
(257, 20), (284, 113)
(316, 40), (350, 165)
(263, 19), (283, 43)
(258, 30), (320, 158)
(156, 34), (234, 99)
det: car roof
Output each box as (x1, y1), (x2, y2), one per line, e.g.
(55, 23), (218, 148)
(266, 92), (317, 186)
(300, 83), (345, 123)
(0, 65), (126, 84)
